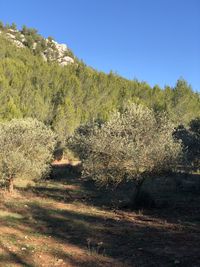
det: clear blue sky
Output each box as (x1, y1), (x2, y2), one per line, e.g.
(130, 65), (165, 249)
(1, 0), (199, 90)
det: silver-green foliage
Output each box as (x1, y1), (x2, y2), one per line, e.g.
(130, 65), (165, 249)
(0, 118), (56, 189)
(69, 103), (182, 186)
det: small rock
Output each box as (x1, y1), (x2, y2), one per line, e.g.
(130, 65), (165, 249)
(55, 259), (64, 265)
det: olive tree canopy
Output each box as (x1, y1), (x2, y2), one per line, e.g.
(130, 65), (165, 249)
(69, 103), (182, 205)
(0, 118), (56, 192)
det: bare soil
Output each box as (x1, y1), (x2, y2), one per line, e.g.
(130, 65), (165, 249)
(0, 163), (200, 267)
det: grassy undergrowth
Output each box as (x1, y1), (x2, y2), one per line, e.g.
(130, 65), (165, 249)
(0, 164), (200, 267)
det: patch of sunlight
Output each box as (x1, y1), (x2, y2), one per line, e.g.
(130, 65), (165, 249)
(0, 210), (24, 219)
(69, 203), (114, 218)
(15, 177), (35, 188)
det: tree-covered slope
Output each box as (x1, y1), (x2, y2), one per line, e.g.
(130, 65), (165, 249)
(0, 23), (199, 143)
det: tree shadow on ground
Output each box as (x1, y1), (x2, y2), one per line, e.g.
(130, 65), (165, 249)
(32, 164), (200, 216)
(9, 163), (200, 266)
(73, 166), (199, 234)
(0, 238), (35, 267)
(2, 197), (200, 267)
(30, 163), (135, 209)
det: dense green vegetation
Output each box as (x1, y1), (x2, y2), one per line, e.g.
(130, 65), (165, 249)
(0, 24), (199, 146)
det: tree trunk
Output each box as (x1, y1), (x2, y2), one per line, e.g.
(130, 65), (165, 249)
(131, 178), (146, 209)
(8, 176), (14, 193)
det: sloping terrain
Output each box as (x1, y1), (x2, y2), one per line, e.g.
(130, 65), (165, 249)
(0, 164), (200, 267)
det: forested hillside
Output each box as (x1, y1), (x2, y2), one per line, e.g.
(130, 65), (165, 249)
(0, 23), (199, 143)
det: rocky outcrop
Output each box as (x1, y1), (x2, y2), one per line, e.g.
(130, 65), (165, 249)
(0, 28), (74, 66)
(43, 39), (74, 64)
(58, 56), (74, 66)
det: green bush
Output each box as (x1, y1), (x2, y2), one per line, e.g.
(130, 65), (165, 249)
(0, 118), (56, 192)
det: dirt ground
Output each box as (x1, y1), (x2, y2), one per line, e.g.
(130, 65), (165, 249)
(0, 163), (200, 267)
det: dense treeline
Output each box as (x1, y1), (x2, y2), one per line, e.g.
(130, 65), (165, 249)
(0, 26), (200, 145)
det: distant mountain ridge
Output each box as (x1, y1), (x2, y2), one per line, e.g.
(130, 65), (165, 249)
(0, 24), (75, 66)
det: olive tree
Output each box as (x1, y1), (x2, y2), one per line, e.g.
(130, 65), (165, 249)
(0, 118), (56, 192)
(69, 103), (182, 206)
